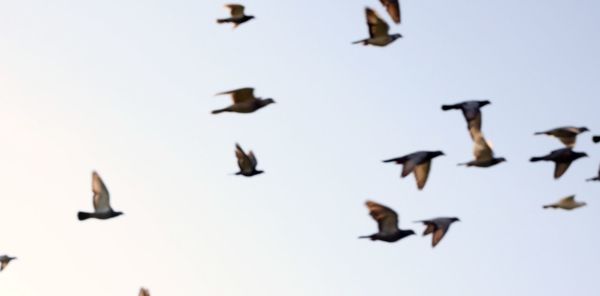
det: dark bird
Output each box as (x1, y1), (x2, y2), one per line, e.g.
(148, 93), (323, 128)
(353, 8), (402, 47)
(441, 100), (491, 138)
(359, 201), (415, 242)
(217, 4), (255, 28)
(543, 195), (586, 210)
(416, 217), (460, 248)
(586, 164), (600, 182)
(593, 136), (600, 143)
(383, 151), (445, 190)
(534, 126), (589, 148)
(530, 148), (588, 179)
(379, 0), (400, 24)
(459, 131), (506, 168)
(212, 88), (275, 114)
(139, 288), (150, 296)
(77, 171), (124, 221)
(0, 255), (16, 272)
(235, 143), (263, 177)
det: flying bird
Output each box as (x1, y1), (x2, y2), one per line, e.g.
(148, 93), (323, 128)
(234, 143), (263, 177)
(459, 131), (506, 168)
(383, 151), (445, 190)
(543, 195), (586, 210)
(353, 8), (402, 47)
(379, 0), (400, 24)
(0, 255), (16, 272)
(359, 201), (415, 242)
(139, 288), (150, 296)
(534, 126), (590, 148)
(593, 136), (600, 143)
(441, 100), (491, 138)
(212, 88), (275, 114)
(530, 148), (588, 179)
(217, 4), (255, 28)
(78, 171), (124, 221)
(586, 164), (600, 182)
(416, 217), (460, 248)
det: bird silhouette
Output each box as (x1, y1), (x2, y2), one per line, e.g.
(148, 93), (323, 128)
(217, 4), (255, 28)
(383, 151), (445, 190)
(593, 136), (600, 143)
(530, 148), (588, 179)
(441, 100), (491, 139)
(235, 143), (263, 177)
(543, 195), (586, 210)
(459, 130), (506, 168)
(534, 126), (589, 148)
(0, 255), (16, 272)
(77, 171), (124, 221)
(586, 163), (600, 182)
(353, 8), (402, 47)
(416, 217), (460, 248)
(212, 88), (275, 114)
(359, 201), (415, 242)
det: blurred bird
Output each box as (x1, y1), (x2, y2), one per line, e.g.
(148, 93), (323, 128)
(139, 288), (150, 296)
(416, 217), (460, 248)
(0, 255), (16, 272)
(593, 136), (600, 143)
(235, 143), (263, 177)
(379, 0), (401, 23)
(459, 131), (506, 168)
(586, 164), (600, 182)
(543, 195), (586, 210)
(213, 88), (275, 114)
(78, 171), (124, 221)
(359, 201), (415, 242)
(441, 100), (491, 138)
(217, 4), (255, 28)
(383, 151), (445, 190)
(534, 126), (589, 148)
(530, 148), (588, 179)
(353, 8), (402, 47)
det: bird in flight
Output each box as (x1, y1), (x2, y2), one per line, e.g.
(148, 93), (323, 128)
(0, 255), (16, 272)
(441, 100), (491, 139)
(416, 217), (460, 248)
(379, 0), (401, 24)
(586, 163), (600, 182)
(383, 151), (445, 190)
(217, 4), (255, 28)
(139, 288), (150, 296)
(78, 171), (124, 221)
(235, 143), (263, 177)
(530, 148), (588, 179)
(353, 8), (402, 47)
(212, 88), (275, 114)
(534, 126), (590, 148)
(543, 195), (586, 210)
(459, 130), (506, 168)
(359, 201), (415, 242)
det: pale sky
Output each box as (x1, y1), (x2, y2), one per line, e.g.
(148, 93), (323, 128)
(1, 0), (599, 295)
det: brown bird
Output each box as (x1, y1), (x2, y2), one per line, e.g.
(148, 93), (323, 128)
(441, 100), (491, 139)
(359, 201), (415, 242)
(543, 195), (586, 210)
(217, 4), (255, 28)
(212, 88), (275, 114)
(534, 126), (589, 148)
(530, 148), (588, 179)
(379, 0), (401, 23)
(416, 217), (460, 248)
(353, 8), (402, 47)
(459, 130), (506, 168)
(383, 151), (445, 190)
(77, 171), (124, 221)
(235, 143), (263, 177)
(0, 255), (16, 272)
(139, 288), (150, 296)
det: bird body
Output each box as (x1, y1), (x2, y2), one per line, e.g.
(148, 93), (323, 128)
(534, 126), (589, 148)
(383, 151), (444, 190)
(0, 255), (16, 271)
(530, 148), (587, 179)
(217, 4), (255, 27)
(360, 201), (415, 243)
(460, 131), (506, 168)
(235, 143), (263, 177)
(353, 8), (401, 47)
(441, 100), (491, 138)
(78, 171), (124, 221)
(416, 217), (460, 247)
(213, 88), (274, 114)
(543, 195), (586, 210)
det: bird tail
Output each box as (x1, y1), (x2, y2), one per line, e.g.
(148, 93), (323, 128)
(441, 104), (459, 111)
(211, 108), (229, 114)
(457, 162), (469, 166)
(586, 177), (600, 182)
(216, 18), (230, 24)
(352, 39), (368, 45)
(358, 235), (374, 240)
(533, 131), (546, 135)
(382, 156), (407, 164)
(77, 212), (92, 221)
(593, 136), (600, 143)
(542, 205), (555, 209)
(530, 157), (545, 162)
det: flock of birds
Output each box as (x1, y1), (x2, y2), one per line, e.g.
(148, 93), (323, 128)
(1, 1), (599, 295)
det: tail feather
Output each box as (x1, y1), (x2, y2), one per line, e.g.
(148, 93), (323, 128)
(534, 131), (546, 135)
(352, 39), (367, 45)
(211, 108), (229, 114)
(77, 212), (92, 221)
(383, 157), (407, 164)
(543, 205), (555, 209)
(441, 104), (460, 111)
(359, 235), (374, 240)
(587, 177), (600, 182)
(217, 18), (230, 24)
(530, 157), (545, 162)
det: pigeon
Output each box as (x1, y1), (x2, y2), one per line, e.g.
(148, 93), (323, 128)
(586, 164), (600, 182)
(534, 126), (589, 148)
(139, 288), (150, 296)
(235, 143), (263, 177)
(77, 171), (124, 221)
(459, 131), (506, 168)
(352, 8), (402, 47)
(416, 217), (460, 248)
(217, 4), (255, 28)
(383, 151), (445, 190)
(212, 88), (275, 114)
(593, 136), (600, 143)
(441, 100), (491, 138)
(379, 0), (400, 24)
(530, 148), (588, 179)
(359, 201), (415, 242)
(543, 195), (586, 210)
(0, 255), (16, 272)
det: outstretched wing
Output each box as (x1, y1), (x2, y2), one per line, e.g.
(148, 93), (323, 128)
(235, 143), (253, 171)
(473, 132), (494, 161)
(414, 162), (431, 190)
(92, 171), (111, 213)
(248, 151), (258, 168)
(226, 4), (245, 18)
(366, 8), (390, 38)
(217, 88), (255, 104)
(380, 0), (400, 23)
(366, 201), (399, 235)
(554, 162), (571, 179)
(139, 288), (150, 296)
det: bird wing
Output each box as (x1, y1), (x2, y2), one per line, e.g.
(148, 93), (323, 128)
(554, 162), (571, 179)
(422, 222), (436, 236)
(139, 288), (150, 296)
(414, 161), (431, 190)
(473, 133), (494, 161)
(379, 0), (400, 23)
(366, 8), (390, 38)
(248, 150), (258, 168)
(235, 144), (253, 171)
(560, 195), (576, 204)
(0, 261), (7, 271)
(558, 135), (576, 148)
(366, 201), (399, 235)
(217, 88), (255, 104)
(226, 4), (245, 17)
(92, 171), (112, 213)
(431, 224), (449, 247)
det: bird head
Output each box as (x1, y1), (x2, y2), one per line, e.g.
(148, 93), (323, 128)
(576, 152), (589, 159)
(452, 217), (461, 222)
(113, 211), (124, 218)
(432, 151), (445, 158)
(407, 229), (416, 236)
(248, 15), (256, 20)
(263, 98), (275, 105)
(496, 157), (507, 163)
(391, 33), (403, 41)
(480, 100), (492, 107)
(579, 127), (590, 133)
